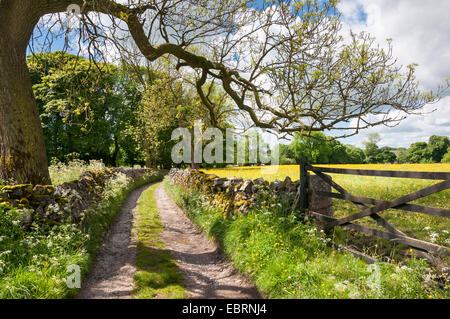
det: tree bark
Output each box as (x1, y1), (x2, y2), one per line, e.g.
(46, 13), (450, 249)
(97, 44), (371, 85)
(0, 1), (51, 185)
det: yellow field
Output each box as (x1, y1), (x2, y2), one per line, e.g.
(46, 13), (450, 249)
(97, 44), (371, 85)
(203, 163), (450, 182)
(202, 164), (450, 246)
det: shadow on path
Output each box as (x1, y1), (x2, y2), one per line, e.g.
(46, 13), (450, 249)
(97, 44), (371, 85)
(155, 185), (261, 299)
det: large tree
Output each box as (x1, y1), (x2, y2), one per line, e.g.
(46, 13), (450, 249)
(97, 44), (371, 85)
(29, 51), (143, 166)
(0, 0), (447, 184)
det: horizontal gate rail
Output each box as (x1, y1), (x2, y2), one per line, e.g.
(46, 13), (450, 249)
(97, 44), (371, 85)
(327, 179), (450, 228)
(309, 211), (450, 256)
(310, 190), (450, 218)
(306, 165), (450, 180)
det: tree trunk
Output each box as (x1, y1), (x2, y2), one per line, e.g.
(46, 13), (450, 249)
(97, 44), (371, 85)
(0, 2), (51, 185)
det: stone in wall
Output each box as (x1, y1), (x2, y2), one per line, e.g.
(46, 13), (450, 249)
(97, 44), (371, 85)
(170, 168), (333, 217)
(0, 167), (155, 228)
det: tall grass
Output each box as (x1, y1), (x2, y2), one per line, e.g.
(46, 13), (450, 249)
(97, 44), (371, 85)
(48, 159), (106, 185)
(0, 170), (163, 299)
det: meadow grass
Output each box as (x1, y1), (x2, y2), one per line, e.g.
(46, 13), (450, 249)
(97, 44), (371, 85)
(165, 178), (449, 299)
(133, 183), (186, 299)
(49, 159), (106, 185)
(0, 171), (163, 299)
(202, 164), (450, 247)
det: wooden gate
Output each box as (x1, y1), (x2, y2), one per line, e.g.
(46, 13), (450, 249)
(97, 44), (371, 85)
(296, 159), (450, 265)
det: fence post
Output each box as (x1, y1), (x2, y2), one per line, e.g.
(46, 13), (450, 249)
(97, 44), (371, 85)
(299, 157), (309, 216)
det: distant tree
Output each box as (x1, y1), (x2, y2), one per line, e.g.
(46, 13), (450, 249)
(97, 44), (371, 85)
(234, 131), (271, 166)
(442, 147), (450, 163)
(363, 133), (382, 163)
(395, 147), (409, 163)
(345, 145), (366, 164)
(407, 142), (428, 163)
(328, 140), (351, 164)
(425, 135), (450, 163)
(289, 132), (332, 164)
(136, 72), (202, 169)
(279, 144), (296, 164)
(284, 134), (366, 164)
(377, 147), (397, 163)
(136, 69), (232, 169)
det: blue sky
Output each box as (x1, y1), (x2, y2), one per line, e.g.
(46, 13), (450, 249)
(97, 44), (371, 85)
(30, 1), (449, 149)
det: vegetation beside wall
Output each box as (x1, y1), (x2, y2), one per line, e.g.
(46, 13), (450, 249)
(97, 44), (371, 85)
(165, 179), (449, 299)
(0, 166), (163, 299)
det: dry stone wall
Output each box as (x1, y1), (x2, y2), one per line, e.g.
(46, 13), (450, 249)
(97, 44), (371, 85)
(169, 168), (333, 217)
(0, 167), (155, 227)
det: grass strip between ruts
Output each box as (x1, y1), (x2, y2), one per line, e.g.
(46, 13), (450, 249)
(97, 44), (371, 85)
(133, 183), (187, 299)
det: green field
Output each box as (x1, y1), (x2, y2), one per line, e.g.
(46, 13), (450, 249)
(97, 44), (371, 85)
(202, 164), (450, 253)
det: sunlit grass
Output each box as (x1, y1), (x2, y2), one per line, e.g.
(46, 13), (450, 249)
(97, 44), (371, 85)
(165, 179), (449, 299)
(203, 163), (450, 182)
(49, 159), (106, 185)
(133, 183), (186, 299)
(202, 164), (450, 247)
(0, 168), (164, 299)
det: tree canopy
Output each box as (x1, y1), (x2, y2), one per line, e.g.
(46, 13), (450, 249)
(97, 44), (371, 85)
(31, 0), (448, 137)
(28, 52), (145, 167)
(0, 0), (449, 184)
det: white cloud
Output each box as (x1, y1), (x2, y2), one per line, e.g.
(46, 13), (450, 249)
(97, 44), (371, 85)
(343, 96), (450, 148)
(337, 0), (450, 148)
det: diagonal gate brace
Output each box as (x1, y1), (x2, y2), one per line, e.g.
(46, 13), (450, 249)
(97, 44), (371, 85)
(328, 179), (450, 228)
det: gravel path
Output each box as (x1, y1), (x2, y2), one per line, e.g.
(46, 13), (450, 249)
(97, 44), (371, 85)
(155, 184), (261, 299)
(76, 184), (151, 299)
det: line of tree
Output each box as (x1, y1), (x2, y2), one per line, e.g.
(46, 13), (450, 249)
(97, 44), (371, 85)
(26, 52), (450, 168)
(280, 132), (450, 164)
(29, 51), (235, 170)
(1, 0), (448, 185)
(396, 135), (450, 164)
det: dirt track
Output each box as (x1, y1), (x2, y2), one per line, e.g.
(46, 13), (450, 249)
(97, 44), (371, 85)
(77, 183), (260, 299)
(155, 184), (261, 299)
(76, 184), (149, 299)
